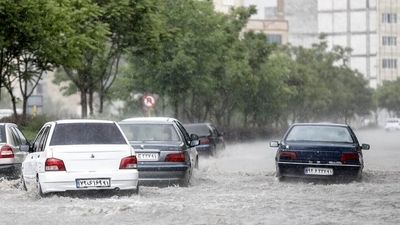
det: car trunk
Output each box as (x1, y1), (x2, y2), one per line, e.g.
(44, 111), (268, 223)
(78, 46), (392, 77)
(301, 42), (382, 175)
(130, 142), (183, 162)
(285, 142), (357, 162)
(49, 145), (131, 172)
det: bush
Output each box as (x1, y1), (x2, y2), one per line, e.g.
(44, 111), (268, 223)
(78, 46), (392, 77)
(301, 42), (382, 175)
(0, 115), (54, 141)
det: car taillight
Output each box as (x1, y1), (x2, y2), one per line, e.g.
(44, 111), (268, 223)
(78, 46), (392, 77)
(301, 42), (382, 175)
(340, 152), (359, 163)
(279, 151), (297, 160)
(119, 156), (137, 169)
(200, 137), (210, 145)
(0, 145), (14, 158)
(165, 153), (186, 162)
(45, 158), (66, 171)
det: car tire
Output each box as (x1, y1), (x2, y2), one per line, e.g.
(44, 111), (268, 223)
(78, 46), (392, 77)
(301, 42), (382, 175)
(20, 176), (27, 191)
(180, 170), (192, 187)
(36, 177), (47, 198)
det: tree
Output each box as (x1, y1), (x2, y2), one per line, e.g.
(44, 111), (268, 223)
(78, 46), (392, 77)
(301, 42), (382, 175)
(0, 0), (108, 119)
(376, 79), (400, 117)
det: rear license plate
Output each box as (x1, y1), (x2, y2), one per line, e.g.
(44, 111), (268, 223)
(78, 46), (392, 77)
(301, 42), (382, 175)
(304, 167), (333, 176)
(76, 178), (110, 188)
(137, 153), (159, 161)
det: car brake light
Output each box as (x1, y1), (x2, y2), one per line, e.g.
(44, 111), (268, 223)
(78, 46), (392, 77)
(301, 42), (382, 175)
(45, 158), (66, 171)
(340, 152), (359, 163)
(200, 137), (210, 144)
(165, 153), (186, 162)
(0, 145), (14, 158)
(279, 151), (297, 160)
(119, 156), (137, 169)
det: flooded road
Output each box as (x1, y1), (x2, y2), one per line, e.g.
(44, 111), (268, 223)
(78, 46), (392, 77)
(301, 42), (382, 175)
(0, 128), (399, 225)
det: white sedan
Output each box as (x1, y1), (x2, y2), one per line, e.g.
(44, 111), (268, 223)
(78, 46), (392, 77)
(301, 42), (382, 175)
(21, 119), (139, 196)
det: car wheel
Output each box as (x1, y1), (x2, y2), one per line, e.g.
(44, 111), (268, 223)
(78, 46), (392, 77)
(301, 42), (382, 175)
(133, 183), (140, 195)
(36, 177), (47, 198)
(180, 170), (192, 187)
(20, 176), (27, 191)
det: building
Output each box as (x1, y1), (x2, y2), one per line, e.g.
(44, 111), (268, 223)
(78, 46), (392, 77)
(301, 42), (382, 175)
(317, 0), (378, 88)
(285, 0), (318, 48)
(213, 0), (288, 44)
(377, 0), (400, 83)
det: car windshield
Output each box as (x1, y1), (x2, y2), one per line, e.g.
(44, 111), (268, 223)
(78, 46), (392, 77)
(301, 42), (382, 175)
(119, 124), (180, 142)
(286, 125), (354, 143)
(184, 124), (210, 136)
(0, 125), (5, 143)
(50, 123), (126, 145)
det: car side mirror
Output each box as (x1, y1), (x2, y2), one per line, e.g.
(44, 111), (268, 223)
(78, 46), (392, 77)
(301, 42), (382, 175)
(190, 139), (200, 147)
(190, 133), (199, 140)
(270, 141), (280, 148)
(361, 143), (370, 150)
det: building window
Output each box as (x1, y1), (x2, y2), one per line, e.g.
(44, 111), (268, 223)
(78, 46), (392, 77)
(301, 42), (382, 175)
(382, 36), (397, 46)
(382, 58), (397, 69)
(266, 34), (282, 44)
(222, 0), (234, 6)
(265, 7), (277, 19)
(382, 13), (397, 23)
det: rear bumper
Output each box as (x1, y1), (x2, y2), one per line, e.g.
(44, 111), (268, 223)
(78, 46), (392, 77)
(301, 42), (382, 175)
(277, 162), (362, 179)
(195, 144), (213, 154)
(0, 163), (21, 173)
(38, 170), (139, 194)
(138, 164), (189, 184)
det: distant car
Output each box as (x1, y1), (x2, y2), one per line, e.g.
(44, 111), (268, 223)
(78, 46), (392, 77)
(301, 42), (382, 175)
(384, 118), (400, 131)
(0, 123), (30, 177)
(119, 117), (199, 186)
(21, 120), (139, 196)
(270, 123), (370, 181)
(183, 123), (225, 156)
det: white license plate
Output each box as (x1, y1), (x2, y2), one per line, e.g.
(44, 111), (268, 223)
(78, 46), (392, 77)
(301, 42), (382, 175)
(304, 167), (334, 176)
(137, 153), (159, 161)
(76, 178), (110, 188)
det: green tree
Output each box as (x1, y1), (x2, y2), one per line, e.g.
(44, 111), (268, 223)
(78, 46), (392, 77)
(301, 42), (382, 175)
(0, 0), (107, 119)
(376, 79), (400, 117)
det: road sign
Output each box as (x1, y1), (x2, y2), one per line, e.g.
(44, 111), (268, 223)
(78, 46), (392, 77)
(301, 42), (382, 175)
(143, 95), (156, 108)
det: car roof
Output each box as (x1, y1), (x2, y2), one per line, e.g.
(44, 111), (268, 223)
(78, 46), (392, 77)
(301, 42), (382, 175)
(54, 119), (115, 124)
(291, 122), (349, 127)
(184, 123), (211, 126)
(0, 123), (17, 126)
(119, 117), (177, 124)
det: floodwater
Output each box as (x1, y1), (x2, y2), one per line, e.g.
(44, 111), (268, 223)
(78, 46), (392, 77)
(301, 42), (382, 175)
(0, 128), (399, 225)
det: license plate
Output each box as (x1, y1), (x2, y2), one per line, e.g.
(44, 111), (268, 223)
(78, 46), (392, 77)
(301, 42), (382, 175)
(137, 153), (159, 161)
(76, 178), (111, 188)
(304, 167), (334, 176)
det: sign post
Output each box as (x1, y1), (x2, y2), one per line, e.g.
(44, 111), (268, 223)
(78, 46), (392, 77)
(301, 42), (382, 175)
(143, 95), (156, 117)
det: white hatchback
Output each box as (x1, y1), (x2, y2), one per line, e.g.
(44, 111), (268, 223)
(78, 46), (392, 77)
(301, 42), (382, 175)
(21, 120), (139, 196)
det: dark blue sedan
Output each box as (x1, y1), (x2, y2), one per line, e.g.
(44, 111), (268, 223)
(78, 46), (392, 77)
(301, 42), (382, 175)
(270, 123), (370, 181)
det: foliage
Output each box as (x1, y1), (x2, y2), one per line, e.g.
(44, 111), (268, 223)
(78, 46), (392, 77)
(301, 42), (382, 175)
(375, 79), (400, 117)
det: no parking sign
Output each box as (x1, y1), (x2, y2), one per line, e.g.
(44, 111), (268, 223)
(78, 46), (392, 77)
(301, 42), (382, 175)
(143, 95), (156, 108)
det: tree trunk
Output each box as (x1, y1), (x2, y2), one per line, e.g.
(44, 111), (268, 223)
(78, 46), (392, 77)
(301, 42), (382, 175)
(81, 89), (88, 118)
(99, 93), (104, 114)
(89, 89), (94, 117)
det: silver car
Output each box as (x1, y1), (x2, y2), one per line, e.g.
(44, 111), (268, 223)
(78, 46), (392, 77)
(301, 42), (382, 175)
(0, 123), (30, 177)
(119, 117), (199, 186)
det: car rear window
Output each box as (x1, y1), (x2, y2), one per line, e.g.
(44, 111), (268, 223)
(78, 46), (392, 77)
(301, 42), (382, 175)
(50, 123), (127, 145)
(184, 124), (210, 136)
(286, 125), (354, 143)
(119, 124), (180, 142)
(0, 125), (5, 143)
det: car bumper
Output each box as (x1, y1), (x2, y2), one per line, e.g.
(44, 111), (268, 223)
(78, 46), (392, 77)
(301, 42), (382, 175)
(138, 164), (189, 184)
(0, 163), (21, 173)
(277, 162), (362, 179)
(195, 144), (213, 154)
(38, 170), (139, 194)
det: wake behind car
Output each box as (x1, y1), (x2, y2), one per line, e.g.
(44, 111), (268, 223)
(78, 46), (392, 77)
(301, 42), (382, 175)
(0, 123), (30, 178)
(184, 123), (225, 156)
(270, 123), (370, 181)
(21, 119), (139, 196)
(119, 117), (199, 186)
